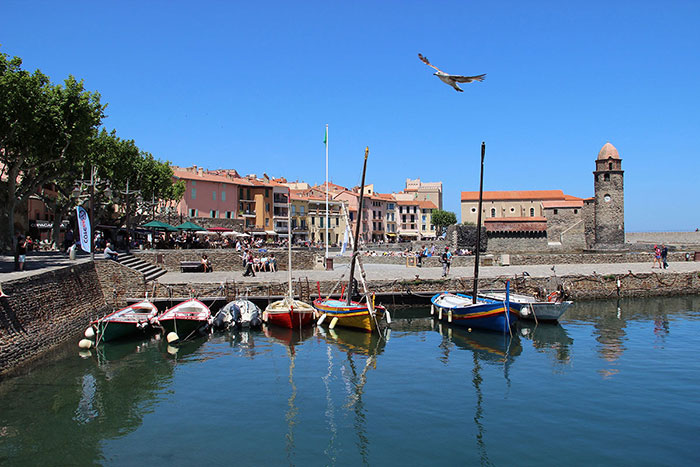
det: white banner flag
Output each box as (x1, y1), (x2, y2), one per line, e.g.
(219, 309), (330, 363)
(76, 206), (91, 253)
(339, 225), (350, 255)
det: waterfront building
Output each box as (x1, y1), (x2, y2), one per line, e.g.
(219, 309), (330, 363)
(418, 200), (438, 239)
(289, 191), (309, 243)
(397, 199), (421, 242)
(457, 142), (625, 252)
(404, 178), (443, 210)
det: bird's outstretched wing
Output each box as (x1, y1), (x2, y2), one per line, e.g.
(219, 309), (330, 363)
(418, 53), (444, 73)
(452, 74), (487, 83)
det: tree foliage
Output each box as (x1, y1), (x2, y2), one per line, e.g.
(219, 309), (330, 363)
(0, 51), (184, 251)
(431, 209), (457, 233)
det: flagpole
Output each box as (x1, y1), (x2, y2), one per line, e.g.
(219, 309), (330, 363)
(325, 124), (329, 262)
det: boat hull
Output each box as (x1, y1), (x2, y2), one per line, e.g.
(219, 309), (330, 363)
(90, 300), (158, 343)
(265, 299), (315, 329)
(313, 299), (385, 333)
(479, 291), (572, 322)
(155, 299), (212, 340)
(431, 293), (518, 334)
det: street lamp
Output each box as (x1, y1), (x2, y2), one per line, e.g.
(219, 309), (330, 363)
(72, 165), (111, 261)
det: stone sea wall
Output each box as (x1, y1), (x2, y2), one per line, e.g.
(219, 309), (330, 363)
(0, 262), (107, 378)
(134, 249), (317, 272)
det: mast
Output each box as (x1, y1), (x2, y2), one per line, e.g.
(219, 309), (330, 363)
(472, 142), (485, 304)
(347, 147), (369, 306)
(325, 124), (329, 261)
(287, 189), (293, 298)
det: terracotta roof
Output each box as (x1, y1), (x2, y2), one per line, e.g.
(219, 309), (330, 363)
(542, 200), (584, 208)
(484, 217), (547, 232)
(374, 193), (396, 200)
(597, 142), (620, 160)
(173, 169), (252, 185)
(461, 190), (569, 202)
(417, 200), (437, 209)
(396, 199), (420, 206)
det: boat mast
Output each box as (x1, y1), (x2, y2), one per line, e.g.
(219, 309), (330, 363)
(347, 147), (369, 306)
(472, 142), (485, 305)
(325, 124), (329, 261)
(287, 189), (293, 298)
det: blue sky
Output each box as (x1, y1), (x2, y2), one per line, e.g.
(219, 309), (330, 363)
(4, 1), (699, 231)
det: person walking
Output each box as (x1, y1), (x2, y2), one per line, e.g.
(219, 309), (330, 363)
(652, 245), (662, 269)
(16, 235), (27, 271)
(242, 250), (256, 277)
(441, 246), (452, 277)
(661, 244), (669, 269)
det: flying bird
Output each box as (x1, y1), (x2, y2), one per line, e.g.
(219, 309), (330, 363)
(418, 53), (486, 92)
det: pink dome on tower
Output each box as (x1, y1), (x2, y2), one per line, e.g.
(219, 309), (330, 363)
(597, 142), (620, 160)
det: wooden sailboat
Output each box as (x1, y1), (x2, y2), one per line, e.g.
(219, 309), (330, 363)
(430, 142), (517, 334)
(264, 193), (315, 328)
(313, 147), (387, 333)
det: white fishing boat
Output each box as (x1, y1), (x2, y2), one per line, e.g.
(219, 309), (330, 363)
(479, 290), (572, 322)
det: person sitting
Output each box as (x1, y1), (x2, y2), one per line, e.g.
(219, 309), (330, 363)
(260, 255), (269, 272)
(269, 253), (277, 272)
(201, 254), (212, 272)
(104, 243), (119, 261)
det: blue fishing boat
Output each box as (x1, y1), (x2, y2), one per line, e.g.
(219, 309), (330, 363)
(431, 291), (518, 333)
(431, 142), (517, 334)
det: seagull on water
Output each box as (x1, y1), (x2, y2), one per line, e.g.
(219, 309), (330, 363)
(418, 53), (486, 92)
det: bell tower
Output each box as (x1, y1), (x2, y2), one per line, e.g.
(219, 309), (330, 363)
(593, 142), (625, 246)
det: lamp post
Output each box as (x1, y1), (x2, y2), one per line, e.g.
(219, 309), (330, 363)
(72, 165), (111, 261)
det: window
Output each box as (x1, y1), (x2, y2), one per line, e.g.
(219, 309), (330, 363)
(422, 215), (426, 222)
(530, 207), (535, 216)
(471, 207), (476, 213)
(422, 224), (426, 231)
(574, 209), (578, 214)
(221, 191), (226, 201)
(336, 218), (339, 226)
(510, 207), (515, 212)
(266, 203), (270, 212)
(291, 205), (296, 214)
(265, 219), (269, 226)
(189, 208), (197, 217)
(300, 206), (305, 215)
(239, 187), (244, 198)
(311, 217), (315, 225)
(191, 188), (196, 199)
(226, 211), (232, 219)
(265, 188), (270, 197)
(604, 194), (611, 202)
(491, 208), (496, 217)
(388, 203), (395, 210)
(292, 219), (297, 229)
(553, 209), (558, 215)
(212, 191), (216, 201)
(320, 217), (324, 228)
(609, 162), (613, 170)
(604, 173), (610, 181)
(210, 210), (217, 218)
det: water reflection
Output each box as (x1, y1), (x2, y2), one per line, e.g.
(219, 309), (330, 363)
(518, 321), (574, 368)
(262, 325), (315, 466)
(320, 327), (386, 465)
(0, 336), (174, 465)
(434, 321), (522, 367)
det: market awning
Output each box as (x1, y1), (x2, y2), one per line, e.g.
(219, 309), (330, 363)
(265, 230), (278, 235)
(176, 221), (206, 231)
(399, 232), (420, 236)
(142, 220), (178, 232)
(208, 226), (233, 232)
(386, 233), (397, 236)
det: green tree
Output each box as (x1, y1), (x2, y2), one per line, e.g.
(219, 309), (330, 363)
(0, 52), (104, 251)
(431, 209), (457, 234)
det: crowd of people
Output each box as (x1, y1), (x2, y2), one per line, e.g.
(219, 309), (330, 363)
(241, 250), (277, 277)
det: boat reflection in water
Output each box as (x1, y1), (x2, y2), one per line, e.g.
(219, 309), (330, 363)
(518, 321), (574, 368)
(262, 325), (315, 466)
(317, 325), (387, 465)
(434, 320), (521, 466)
(434, 319), (522, 366)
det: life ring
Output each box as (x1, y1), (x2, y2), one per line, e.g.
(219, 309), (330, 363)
(547, 292), (559, 303)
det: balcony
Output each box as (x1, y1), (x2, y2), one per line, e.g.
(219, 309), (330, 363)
(239, 210), (256, 218)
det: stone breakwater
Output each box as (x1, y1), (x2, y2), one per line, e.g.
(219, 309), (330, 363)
(0, 262), (109, 378)
(144, 270), (700, 304)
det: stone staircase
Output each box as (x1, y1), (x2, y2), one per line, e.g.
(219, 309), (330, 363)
(119, 253), (167, 282)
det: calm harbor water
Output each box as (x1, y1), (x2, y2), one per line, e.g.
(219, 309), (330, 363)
(1, 296), (700, 466)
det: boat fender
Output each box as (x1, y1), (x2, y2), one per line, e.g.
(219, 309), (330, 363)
(84, 326), (96, 339)
(78, 350), (92, 359)
(430, 305), (435, 315)
(385, 309), (392, 325)
(438, 308), (443, 320)
(547, 292), (558, 303)
(317, 314), (327, 325)
(78, 339), (94, 349)
(448, 310), (452, 323)
(468, 328), (472, 332)
(166, 332), (180, 344)
(329, 317), (339, 329)
(520, 306), (531, 317)
(262, 311), (268, 323)
(167, 345), (179, 355)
